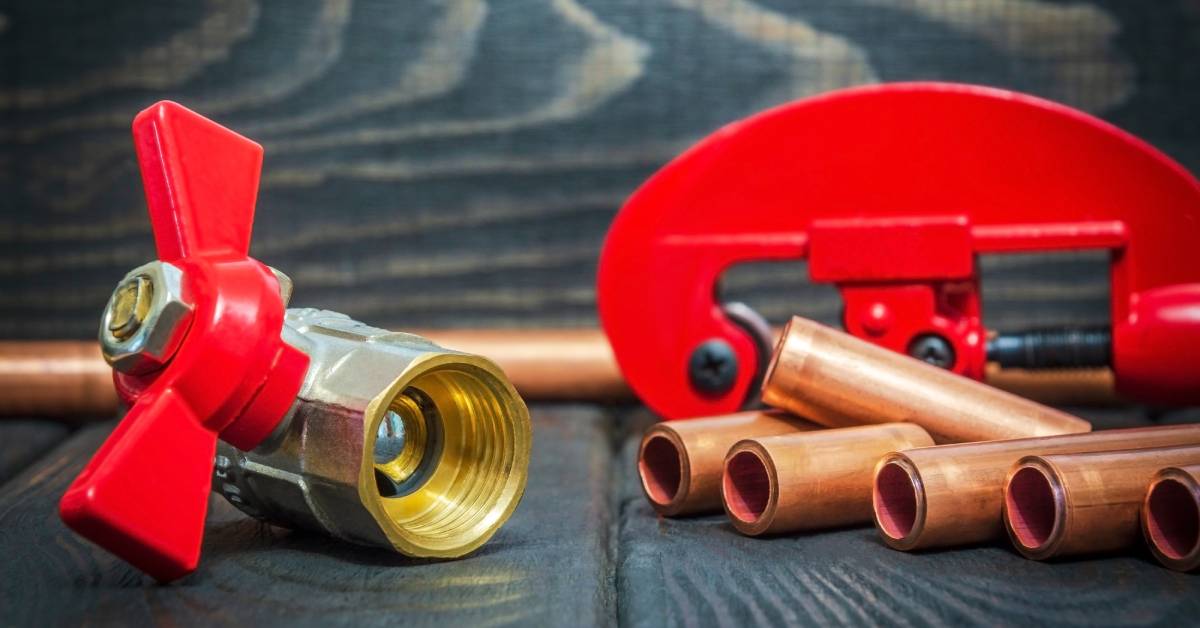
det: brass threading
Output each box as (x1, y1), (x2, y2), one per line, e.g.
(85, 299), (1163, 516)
(360, 354), (531, 558)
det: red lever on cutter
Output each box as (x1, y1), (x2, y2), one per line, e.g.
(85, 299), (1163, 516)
(58, 102), (310, 580)
(598, 82), (1200, 420)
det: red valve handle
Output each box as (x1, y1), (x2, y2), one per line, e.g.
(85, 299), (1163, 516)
(59, 102), (310, 581)
(598, 82), (1200, 419)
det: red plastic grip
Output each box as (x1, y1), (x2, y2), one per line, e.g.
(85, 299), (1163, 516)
(59, 102), (309, 581)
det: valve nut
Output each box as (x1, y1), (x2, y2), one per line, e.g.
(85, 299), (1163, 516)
(99, 261), (194, 374)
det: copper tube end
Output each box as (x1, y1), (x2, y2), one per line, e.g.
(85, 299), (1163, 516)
(637, 410), (814, 517)
(1004, 461), (1064, 559)
(873, 456), (926, 549)
(1143, 466), (1200, 572)
(761, 316), (1091, 443)
(722, 443), (776, 533)
(724, 423), (934, 536)
(638, 432), (688, 511)
(1006, 447), (1200, 561)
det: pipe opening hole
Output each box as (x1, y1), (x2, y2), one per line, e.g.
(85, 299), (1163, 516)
(371, 363), (528, 554)
(639, 436), (682, 505)
(875, 462), (918, 540)
(1147, 479), (1200, 560)
(1007, 466), (1057, 549)
(724, 450), (771, 523)
(374, 388), (442, 498)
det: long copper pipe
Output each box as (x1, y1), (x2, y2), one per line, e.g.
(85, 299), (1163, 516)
(0, 331), (634, 417)
(0, 341), (119, 419)
(761, 316), (1092, 443)
(637, 411), (816, 516)
(1142, 464), (1200, 572)
(722, 423), (933, 536)
(1004, 446), (1200, 560)
(0, 334), (1118, 417)
(874, 423), (1200, 552)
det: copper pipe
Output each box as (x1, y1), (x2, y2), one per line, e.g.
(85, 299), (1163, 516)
(637, 410), (816, 516)
(0, 334), (1121, 418)
(983, 364), (1118, 406)
(0, 332), (633, 417)
(874, 423), (1200, 552)
(0, 341), (118, 418)
(1142, 465), (1200, 572)
(723, 423), (932, 536)
(419, 329), (631, 401)
(762, 316), (1091, 443)
(1004, 446), (1200, 560)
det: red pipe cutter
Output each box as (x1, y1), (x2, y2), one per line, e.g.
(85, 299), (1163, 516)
(598, 82), (1200, 420)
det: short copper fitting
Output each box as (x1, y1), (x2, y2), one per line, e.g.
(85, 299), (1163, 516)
(1142, 465), (1200, 572)
(638, 411), (815, 516)
(723, 423), (932, 536)
(762, 316), (1091, 443)
(1004, 446), (1200, 561)
(873, 423), (1200, 551)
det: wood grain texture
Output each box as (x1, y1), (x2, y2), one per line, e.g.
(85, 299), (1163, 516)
(0, 419), (69, 483)
(3, 1), (1199, 337)
(615, 406), (1200, 627)
(3, 404), (1200, 626)
(0, 405), (620, 628)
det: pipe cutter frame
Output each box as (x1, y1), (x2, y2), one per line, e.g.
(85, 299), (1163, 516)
(598, 83), (1200, 419)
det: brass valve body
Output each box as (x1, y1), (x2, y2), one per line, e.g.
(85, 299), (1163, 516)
(213, 309), (532, 558)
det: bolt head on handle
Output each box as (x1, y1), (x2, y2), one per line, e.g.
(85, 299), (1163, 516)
(100, 261), (194, 375)
(59, 101), (310, 581)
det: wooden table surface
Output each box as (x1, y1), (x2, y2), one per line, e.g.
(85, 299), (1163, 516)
(2, 405), (1199, 627)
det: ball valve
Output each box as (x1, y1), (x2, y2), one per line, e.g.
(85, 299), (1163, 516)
(598, 82), (1200, 420)
(59, 102), (532, 581)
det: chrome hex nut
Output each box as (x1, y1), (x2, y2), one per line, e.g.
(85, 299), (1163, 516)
(99, 261), (194, 375)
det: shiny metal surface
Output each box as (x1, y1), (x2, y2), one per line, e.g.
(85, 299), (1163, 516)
(724, 423), (932, 536)
(1142, 464), (1200, 572)
(874, 423), (1200, 552)
(213, 308), (532, 558)
(762, 316), (1091, 443)
(1005, 446), (1200, 560)
(637, 411), (815, 517)
(99, 261), (194, 375)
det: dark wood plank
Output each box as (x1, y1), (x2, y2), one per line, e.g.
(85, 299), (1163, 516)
(615, 406), (1200, 627)
(0, 419), (70, 484)
(3, 1), (1199, 336)
(0, 405), (619, 627)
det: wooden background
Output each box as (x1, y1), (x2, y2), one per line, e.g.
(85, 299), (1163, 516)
(4, 1), (1200, 338)
(3, 4), (1200, 625)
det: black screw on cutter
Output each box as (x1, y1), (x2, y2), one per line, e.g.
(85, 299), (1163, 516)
(688, 338), (739, 395)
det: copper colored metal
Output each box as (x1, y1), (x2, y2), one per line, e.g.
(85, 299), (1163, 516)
(983, 364), (1119, 406)
(875, 423), (1200, 552)
(638, 410), (815, 516)
(1142, 465), (1200, 572)
(0, 331), (633, 418)
(1004, 446), (1200, 560)
(0, 341), (118, 418)
(723, 423), (933, 536)
(762, 316), (1092, 443)
(421, 328), (632, 401)
(0, 334), (1122, 418)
